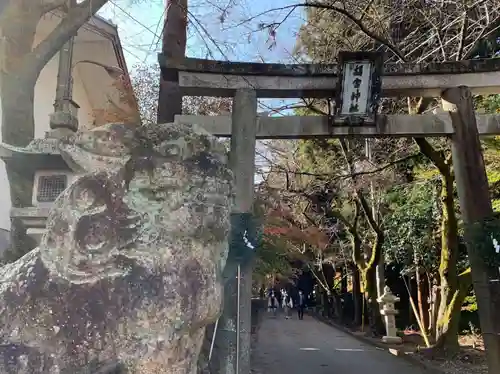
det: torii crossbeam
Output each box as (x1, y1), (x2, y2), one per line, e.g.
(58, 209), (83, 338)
(159, 55), (500, 98)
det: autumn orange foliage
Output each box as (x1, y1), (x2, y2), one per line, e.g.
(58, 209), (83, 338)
(91, 72), (140, 127)
(264, 207), (330, 251)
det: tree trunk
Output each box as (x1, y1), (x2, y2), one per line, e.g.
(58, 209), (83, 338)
(428, 277), (438, 340)
(0, 0), (39, 207)
(0, 72), (38, 208)
(321, 290), (329, 317)
(338, 266), (348, 323)
(416, 268), (425, 330)
(0, 75), (36, 144)
(417, 269), (430, 332)
(323, 263), (335, 290)
(352, 266), (363, 327)
(323, 263), (335, 318)
(158, 0), (187, 123)
(1, 75), (34, 266)
(415, 249), (430, 332)
(433, 276), (471, 354)
(413, 136), (465, 353)
(365, 267), (384, 336)
(433, 171), (462, 353)
(341, 265), (348, 293)
(339, 139), (386, 332)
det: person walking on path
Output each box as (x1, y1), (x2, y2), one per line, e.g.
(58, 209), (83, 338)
(282, 291), (293, 319)
(276, 289), (282, 311)
(268, 290), (278, 316)
(297, 290), (306, 320)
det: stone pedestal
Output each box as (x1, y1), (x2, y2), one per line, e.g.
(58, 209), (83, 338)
(377, 286), (402, 344)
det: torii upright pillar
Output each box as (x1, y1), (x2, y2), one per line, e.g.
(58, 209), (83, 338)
(214, 89), (257, 374)
(444, 86), (500, 372)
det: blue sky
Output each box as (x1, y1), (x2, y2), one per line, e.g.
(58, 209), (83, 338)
(101, 0), (304, 65)
(99, 0), (306, 113)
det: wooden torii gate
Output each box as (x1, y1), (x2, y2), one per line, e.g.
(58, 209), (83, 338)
(159, 54), (500, 374)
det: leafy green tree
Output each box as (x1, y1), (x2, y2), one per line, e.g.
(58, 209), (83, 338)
(286, 0), (500, 354)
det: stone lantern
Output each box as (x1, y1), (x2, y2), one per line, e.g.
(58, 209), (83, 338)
(377, 285), (403, 344)
(0, 124), (78, 246)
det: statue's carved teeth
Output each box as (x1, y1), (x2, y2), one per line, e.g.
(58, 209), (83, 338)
(155, 191), (168, 199)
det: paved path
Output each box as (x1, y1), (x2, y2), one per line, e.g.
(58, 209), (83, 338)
(252, 313), (427, 374)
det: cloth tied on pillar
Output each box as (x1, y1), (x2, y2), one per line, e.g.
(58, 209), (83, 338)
(222, 212), (261, 282)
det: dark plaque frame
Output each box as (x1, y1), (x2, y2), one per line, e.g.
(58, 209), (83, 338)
(331, 51), (384, 127)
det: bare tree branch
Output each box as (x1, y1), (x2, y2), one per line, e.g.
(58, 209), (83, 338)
(237, 2), (407, 61)
(28, 0), (108, 75)
(456, 11), (468, 61)
(260, 148), (420, 181)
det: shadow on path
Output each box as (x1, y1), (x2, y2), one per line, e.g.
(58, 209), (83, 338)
(252, 312), (428, 374)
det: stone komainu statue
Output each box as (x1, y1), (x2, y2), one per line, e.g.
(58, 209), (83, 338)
(0, 123), (234, 373)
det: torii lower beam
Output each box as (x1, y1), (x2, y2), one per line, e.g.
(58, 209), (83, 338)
(159, 56), (500, 98)
(175, 113), (500, 139)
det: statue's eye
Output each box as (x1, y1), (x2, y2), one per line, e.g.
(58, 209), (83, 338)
(164, 144), (181, 156)
(70, 180), (107, 213)
(158, 141), (184, 158)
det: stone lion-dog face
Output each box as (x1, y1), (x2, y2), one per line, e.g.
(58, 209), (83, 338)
(36, 122), (234, 372)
